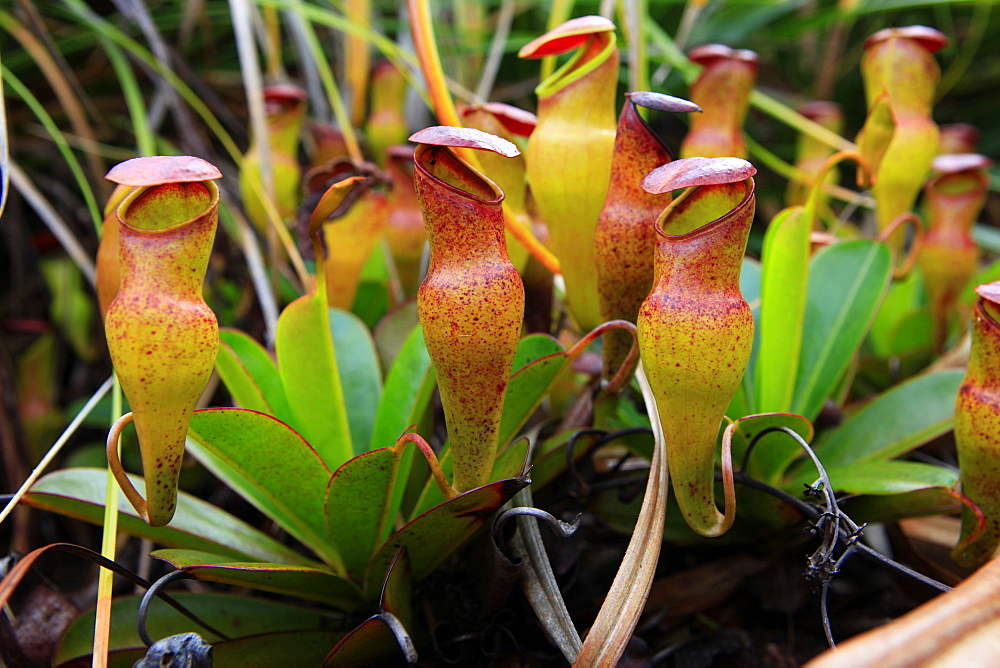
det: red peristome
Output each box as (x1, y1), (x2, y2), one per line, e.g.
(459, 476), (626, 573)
(628, 91), (701, 114)
(106, 156), (222, 186)
(642, 156), (756, 194)
(932, 153), (993, 175)
(263, 83), (308, 102)
(939, 123), (981, 154)
(864, 25), (948, 53)
(688, 44), (759, 71)
(798, 100), (841, 122)
(462, 102), (538, 137)
(518, 15), (615, 58)
(409, 126), (520, 158)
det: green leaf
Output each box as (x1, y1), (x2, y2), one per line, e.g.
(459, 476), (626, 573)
(380, 548), (413, 630)
(812, 370), (965, 470)
(841, 487), (961, 525)
(329, 308), (383, 454)
(23, 468), (309, 565)
(64, 632), (346, 668)
(791, 240), (892, 421)
(369, 327), (434, 451)
(373, 300), (419, 371)
(324, 615), (404, 666)
(965, 255), (1000, 305)
(152, 549), (362, 608)
(498, 335), (569, 446)
(276, 292), (353, 469)
(326, 546), (415, 665)
(185, 408), (341, 570)
(974, 223), (1000, 254)
(351, 280), (391, 330)
(735, 256), (763, 418)
(493, 437), (530, 481)
(818, 460), (959, 496)
(326, 446), (401, 580)
(216, 329), (293, 424)
(741, 255), (763, 309)
(363, 475), (529, 598)
(756, 208), (810, 413)
(510, 333), (565, 372)
(40, 258), (96, 361)
(55, 592), (340, 663)
(866, 270), (927, 357)
(533, 430), (643, 490)
(729, 413), (814, 484)
(212, 631), (344, 665)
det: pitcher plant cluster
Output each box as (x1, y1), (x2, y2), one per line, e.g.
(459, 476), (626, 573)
(3, 5), (999, 665)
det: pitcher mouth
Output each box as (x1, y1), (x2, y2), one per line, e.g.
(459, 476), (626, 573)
(654, 177), (755, 241)
(975, 293), (1000, 332)
(117, 179), (220, 234)
(414, 143), (505, 206)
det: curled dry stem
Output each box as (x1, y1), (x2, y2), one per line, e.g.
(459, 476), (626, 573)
(494, 486), (583, 663)
(739, 426), (951, 647)
(137, 569), (199, 646)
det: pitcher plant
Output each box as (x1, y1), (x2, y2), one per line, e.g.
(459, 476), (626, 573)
(594, 91), (700, 385)
(520, 15), (618, 331)
(239, 84), (308, 234)
(95, 183), (133, 318)
(953, 282), (1000, 566)
(637, 156), (758, 537)
(856, 26), (947, 248)
(383, 145), (428, 297)
(410, 126), (525, 493)
(103, 156), (222, 526)
(680, 44), (758, 160)
(938, 123), (980, 155)
(306, 159), (390, 310)
(365, 59), (410, 167)
(919, 153), (992, 350)
(786, 101), (843, 208)
(462, 102), (537, 272)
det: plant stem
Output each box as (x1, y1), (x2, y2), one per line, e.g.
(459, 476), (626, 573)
(93, 376), (123, 666)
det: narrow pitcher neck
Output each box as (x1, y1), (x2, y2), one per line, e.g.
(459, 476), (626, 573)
(117, 180), (219, 297)
(653, 178), (755, 293)
(413, 144), (508, 265)
(926, 171), (989, 235)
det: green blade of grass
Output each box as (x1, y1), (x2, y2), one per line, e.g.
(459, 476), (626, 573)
(282, 0), (363, 163)
(2, 66), (102, 232)
(60, 0), (242, 163)
(99, 35), (155, 156)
